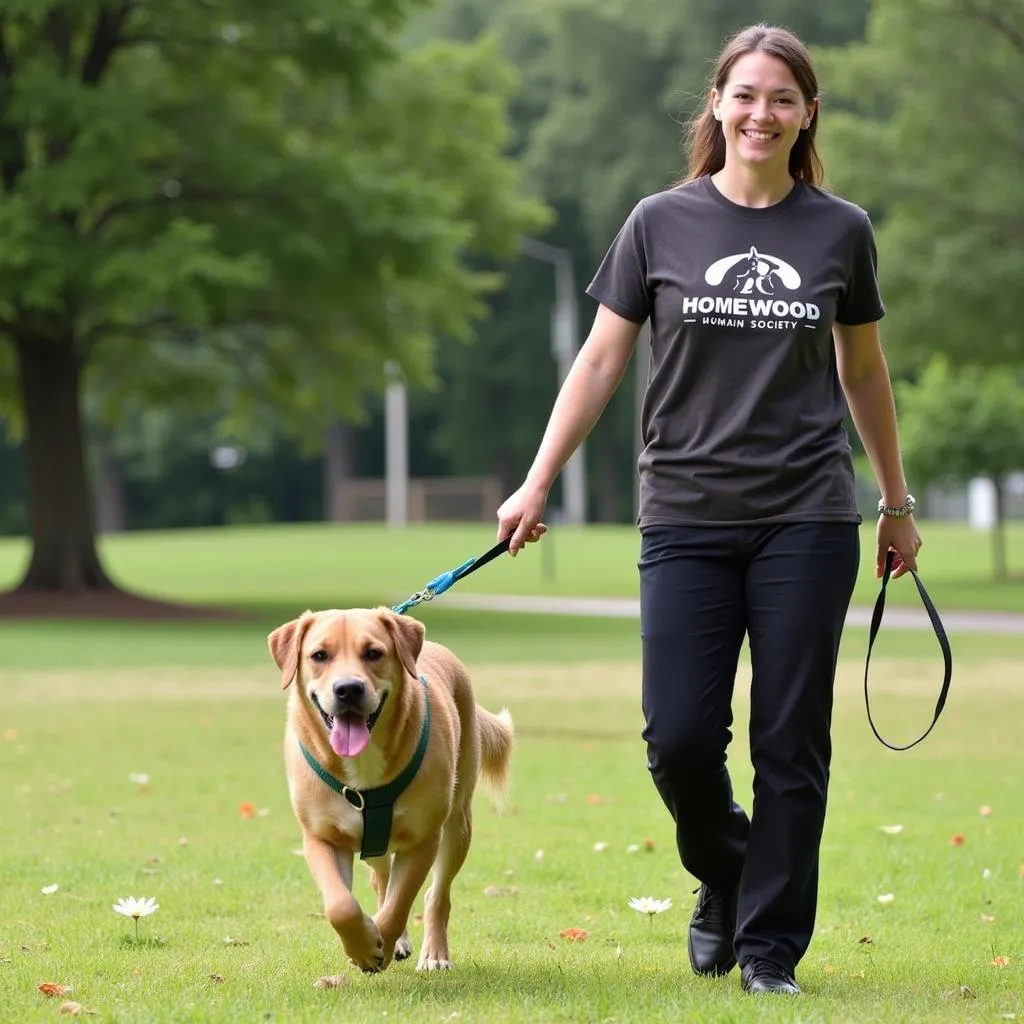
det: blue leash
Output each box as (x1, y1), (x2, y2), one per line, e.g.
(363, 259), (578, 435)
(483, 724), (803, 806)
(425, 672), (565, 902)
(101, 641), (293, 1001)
(392, 538), (511, 615)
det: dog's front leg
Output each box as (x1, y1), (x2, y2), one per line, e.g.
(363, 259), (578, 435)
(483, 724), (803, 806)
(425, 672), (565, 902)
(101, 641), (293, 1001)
(373, 835), (440, 969)
(303, 833), (385, 973)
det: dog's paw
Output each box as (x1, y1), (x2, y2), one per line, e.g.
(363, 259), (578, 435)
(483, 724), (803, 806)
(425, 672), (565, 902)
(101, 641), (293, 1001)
(416, 955), (452, 972)
(394, 933), (414, 961)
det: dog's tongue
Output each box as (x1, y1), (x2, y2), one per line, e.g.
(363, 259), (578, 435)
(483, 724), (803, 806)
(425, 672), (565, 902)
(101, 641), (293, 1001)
(329, 717), (370, 757)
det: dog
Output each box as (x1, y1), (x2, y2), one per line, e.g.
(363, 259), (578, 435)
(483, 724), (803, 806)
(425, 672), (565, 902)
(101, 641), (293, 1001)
(267, 606), (514, 973)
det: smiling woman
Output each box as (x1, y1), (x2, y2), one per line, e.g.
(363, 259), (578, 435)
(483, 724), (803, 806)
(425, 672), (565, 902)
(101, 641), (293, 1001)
(494, 20), (922, 1002)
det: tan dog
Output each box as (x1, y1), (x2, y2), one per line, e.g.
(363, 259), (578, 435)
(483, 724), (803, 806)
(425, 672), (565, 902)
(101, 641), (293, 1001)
(268, 606), (513, 973)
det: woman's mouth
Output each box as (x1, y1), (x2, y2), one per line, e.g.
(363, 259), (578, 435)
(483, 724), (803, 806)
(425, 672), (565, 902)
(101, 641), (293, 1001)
(741, 129), (778, 142)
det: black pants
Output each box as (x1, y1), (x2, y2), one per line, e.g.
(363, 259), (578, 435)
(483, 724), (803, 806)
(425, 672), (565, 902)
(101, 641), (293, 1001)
(638, 522), (860, 972)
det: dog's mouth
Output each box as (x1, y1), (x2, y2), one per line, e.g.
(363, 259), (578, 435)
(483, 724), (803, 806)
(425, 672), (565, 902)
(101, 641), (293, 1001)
(310, 691), (389, 759)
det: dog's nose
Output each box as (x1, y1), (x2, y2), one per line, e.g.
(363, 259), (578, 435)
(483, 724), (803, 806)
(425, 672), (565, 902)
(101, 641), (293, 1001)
(332, 678), (366, 705)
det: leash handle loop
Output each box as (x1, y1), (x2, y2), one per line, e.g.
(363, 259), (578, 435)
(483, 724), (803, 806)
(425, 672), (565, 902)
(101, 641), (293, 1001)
(864, 549), (953, 751)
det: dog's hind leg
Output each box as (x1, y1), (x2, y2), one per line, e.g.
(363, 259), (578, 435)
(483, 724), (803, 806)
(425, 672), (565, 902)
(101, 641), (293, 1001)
(417, 802), (472, 971)
(367, 855), (413, 962)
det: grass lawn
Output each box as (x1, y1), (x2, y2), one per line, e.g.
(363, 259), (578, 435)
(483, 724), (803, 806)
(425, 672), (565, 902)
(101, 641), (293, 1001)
(1, 601), (1022, 1023)
(1, 520), (1023, 615)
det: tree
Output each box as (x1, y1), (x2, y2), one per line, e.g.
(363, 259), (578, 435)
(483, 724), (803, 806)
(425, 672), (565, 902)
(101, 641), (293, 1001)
(897, 358), (1024, 580)
(0, 1), (544, 602)
(817, 0), (1024, 371)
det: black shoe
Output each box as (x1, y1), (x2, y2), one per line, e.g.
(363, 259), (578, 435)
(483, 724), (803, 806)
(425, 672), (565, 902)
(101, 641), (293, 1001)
(687, 884), (738, 976)
(740, 958), (801, 995)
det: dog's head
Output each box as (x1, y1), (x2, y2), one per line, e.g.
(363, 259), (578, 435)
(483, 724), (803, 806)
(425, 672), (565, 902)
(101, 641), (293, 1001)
(267, 607), (425, 759)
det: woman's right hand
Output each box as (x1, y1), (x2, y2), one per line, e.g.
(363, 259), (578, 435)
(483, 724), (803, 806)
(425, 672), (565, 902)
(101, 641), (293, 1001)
(497, 480), (550, 556)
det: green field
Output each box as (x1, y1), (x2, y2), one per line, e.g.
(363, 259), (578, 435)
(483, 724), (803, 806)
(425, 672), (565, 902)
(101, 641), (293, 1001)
(1, 520), (1023, 615)
(0, 523), (1021, 1023)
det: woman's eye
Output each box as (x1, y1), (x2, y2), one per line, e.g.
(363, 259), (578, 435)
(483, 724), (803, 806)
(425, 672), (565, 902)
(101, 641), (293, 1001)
(364, 648), (384, 663)
(310, 650), (329, 664)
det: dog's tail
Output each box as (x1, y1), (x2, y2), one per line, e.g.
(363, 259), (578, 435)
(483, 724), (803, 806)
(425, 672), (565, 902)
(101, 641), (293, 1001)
(476, 705), (514, 808)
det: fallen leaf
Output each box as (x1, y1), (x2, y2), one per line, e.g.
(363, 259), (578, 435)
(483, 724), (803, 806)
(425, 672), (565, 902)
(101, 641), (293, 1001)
(222, 937), (250, 946)
(559, 928), (588, 942)
(40, 885), (59, 895)
(823, 963), (836, 975)
(950, 832), (966, 846)
(238, 803), (256, 819)
(941, 986), (976, 1000)
(586, 795), (602, 806)
(981, 914), (996, 923)
(879, 824), (903, 835)
(482, 885), (519, 898)
(643, 838), (656, 852)
(980, 805), (993, 817)
(38, 983), (72, 998)
(313, 975), (348, 989)
(877, 893), (894, 904)
(858, 936), (873, 944)
(178, 837), (189, 846)
(991, 956), (1011, 968)
(58, 1001), (89, 1016)
(209, 974), (224, 983)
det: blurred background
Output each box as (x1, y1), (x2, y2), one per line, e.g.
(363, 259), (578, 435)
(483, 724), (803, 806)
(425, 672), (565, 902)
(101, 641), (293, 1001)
(0, 0), (1021, 598)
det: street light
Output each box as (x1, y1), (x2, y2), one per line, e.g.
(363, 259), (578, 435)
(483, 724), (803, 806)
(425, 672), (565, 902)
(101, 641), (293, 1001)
(520, 237), (587, 525)
(384, 359), (408, 528)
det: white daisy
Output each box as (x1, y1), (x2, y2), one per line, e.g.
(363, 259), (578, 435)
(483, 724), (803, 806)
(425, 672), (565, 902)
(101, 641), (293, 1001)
(113, 896), (159, 919)
(113, 896), (159, 941)
(628, 896), (673, 916)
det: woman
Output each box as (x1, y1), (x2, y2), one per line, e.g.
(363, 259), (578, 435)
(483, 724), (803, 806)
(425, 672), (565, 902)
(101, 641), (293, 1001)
(496, 24), (922, 995)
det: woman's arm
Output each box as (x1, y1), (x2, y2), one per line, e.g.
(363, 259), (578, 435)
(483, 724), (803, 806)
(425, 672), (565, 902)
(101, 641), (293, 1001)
(834, 320), (922, 578)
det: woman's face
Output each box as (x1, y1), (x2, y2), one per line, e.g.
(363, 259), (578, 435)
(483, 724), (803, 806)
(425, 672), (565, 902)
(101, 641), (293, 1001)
(711, 51), (815, 173)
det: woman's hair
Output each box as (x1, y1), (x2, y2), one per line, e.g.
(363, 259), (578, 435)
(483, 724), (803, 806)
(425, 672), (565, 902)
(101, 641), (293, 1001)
(683, 24), (824, 186)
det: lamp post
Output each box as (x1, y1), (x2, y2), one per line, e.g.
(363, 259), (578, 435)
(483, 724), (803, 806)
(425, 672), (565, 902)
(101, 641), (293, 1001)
(520, 237), (586, 525)
(384, 359), (408, 528)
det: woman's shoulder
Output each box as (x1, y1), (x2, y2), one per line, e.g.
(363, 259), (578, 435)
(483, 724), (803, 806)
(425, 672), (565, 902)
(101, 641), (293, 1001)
(800, 183), (872, 226)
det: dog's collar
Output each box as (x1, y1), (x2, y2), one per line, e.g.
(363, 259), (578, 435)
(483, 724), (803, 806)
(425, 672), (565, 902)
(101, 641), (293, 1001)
(299, 674), (430, 860)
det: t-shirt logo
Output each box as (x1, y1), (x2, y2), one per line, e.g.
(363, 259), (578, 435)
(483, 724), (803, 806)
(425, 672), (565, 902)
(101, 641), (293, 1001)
(682, 245), (818, 330)
(705, 247), (801, 296)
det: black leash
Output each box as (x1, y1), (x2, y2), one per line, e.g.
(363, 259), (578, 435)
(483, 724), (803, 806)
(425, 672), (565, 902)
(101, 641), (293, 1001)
(864, 549), (953, 750)
(392, 538), (511, 615)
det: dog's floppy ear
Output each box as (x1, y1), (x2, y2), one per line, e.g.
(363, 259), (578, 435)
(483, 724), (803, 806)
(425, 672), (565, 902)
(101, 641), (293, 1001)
(268, 611), (316, 689)
(377, 607), (425, 681)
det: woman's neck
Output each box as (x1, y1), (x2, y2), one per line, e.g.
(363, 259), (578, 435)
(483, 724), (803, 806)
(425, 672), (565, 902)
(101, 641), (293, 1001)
(710, 163), (796, 208)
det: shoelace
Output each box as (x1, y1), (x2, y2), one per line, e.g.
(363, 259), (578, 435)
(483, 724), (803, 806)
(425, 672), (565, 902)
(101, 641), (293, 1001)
(746, 958), (792, 983)
(692, 885), (731, 925)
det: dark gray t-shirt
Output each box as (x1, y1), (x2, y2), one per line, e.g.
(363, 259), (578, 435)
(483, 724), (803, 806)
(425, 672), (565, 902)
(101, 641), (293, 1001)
(586, 174), (884, 527)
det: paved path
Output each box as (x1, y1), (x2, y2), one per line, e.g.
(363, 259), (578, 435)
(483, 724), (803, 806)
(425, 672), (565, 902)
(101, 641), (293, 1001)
(438, 593), (1024, 635)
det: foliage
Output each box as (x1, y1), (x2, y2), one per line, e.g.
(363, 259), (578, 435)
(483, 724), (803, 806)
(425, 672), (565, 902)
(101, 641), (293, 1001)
(818, 0), (1024, 371)
(897, 356), (1024, 578)
(0, 1), (548, 432)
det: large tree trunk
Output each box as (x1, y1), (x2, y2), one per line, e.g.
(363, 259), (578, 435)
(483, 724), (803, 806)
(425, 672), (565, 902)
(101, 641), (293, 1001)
(13, 333), (115, 592)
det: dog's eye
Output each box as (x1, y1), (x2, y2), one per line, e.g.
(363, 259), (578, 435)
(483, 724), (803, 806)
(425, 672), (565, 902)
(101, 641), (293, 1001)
(363, 648), (384, 663)
(310, 650), (329, 664)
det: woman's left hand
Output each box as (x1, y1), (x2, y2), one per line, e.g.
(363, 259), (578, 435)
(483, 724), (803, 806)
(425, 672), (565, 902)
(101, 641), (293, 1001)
(876, 514), (923, 580)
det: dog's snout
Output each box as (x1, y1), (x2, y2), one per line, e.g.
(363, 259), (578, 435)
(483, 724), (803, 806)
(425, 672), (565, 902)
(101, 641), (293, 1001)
(332, 677), (366, 704)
